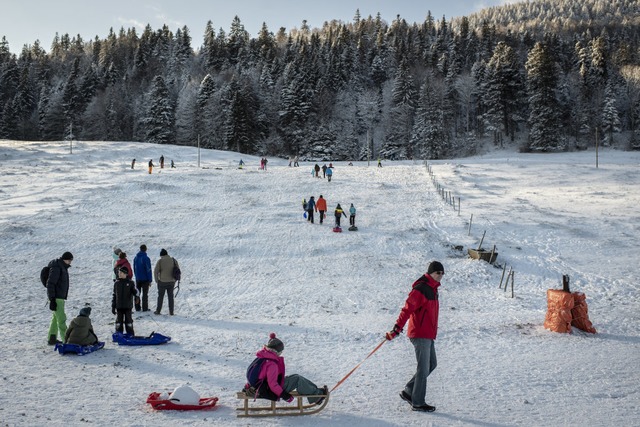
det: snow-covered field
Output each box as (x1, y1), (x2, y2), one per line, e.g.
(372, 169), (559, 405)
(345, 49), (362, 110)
(0, 140), (638, 427)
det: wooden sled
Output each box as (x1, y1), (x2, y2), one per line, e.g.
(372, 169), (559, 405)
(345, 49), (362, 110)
(236, 390), (329, 417)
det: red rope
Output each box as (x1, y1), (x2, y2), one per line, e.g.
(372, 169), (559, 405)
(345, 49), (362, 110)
(330, 339), (387, 392)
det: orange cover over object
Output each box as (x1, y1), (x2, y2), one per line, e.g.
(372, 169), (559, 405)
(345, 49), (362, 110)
(571, 292), (597, 333)
(543, 289), (574, 333)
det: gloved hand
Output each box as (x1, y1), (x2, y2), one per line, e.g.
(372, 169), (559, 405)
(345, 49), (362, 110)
(386, 324), (403, 340)
(112, 307), (116, 315)
(49, 298), (57, 311)
(135, 297), (141, 305)
(281, 391), (294, 403)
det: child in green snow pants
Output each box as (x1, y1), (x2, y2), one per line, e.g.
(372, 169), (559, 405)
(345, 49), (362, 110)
(48, 298), (67, 340)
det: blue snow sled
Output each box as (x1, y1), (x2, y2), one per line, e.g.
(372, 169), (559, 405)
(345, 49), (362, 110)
(112, 332), (171, 346)
(54, 341), (105, 355)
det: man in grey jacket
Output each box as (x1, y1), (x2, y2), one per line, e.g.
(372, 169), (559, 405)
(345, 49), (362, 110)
(154, 248), (179, 315)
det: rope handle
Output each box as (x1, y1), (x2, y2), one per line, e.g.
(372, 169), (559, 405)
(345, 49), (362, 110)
(330, 338), (387, 393)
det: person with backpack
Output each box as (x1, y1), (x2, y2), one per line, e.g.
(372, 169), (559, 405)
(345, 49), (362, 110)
(45, 251), (74, 345)
(242, 333), (328, 405)
(334, 203), (347, 228)
(65, 307), (98, 345)
(112, 266), (139, 335)
(154, 248), (180, 315)
(133, 244), (153, 312)
(306, 196), (316, 223)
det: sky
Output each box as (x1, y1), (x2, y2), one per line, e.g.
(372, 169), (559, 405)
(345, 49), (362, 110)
(1, 0), (520, 53)
(0, 138), (638, 426)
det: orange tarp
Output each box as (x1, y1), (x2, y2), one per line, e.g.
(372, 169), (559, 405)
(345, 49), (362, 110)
(544, 289), (596, 334)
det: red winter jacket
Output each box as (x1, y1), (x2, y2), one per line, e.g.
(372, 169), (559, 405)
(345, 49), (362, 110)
(394, 274), (440, 339)
(115, 258), (133, 280)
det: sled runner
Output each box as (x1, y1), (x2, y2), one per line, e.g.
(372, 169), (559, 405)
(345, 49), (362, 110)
(348, 226), (358, 231)
(54, 341), (105, 355)
(332, 226), (342, 233)
(146, 392), (219, 411)
(112, 331), (171, 346)
(236, 390), (329, 417)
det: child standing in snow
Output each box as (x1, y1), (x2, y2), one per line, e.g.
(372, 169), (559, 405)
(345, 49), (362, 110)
(349, 203), (356, 227)
(112, 266), (139, 335)
(334, 204), (347, 227)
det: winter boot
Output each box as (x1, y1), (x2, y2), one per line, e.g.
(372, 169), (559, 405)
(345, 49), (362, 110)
(48, 334), (60, 345)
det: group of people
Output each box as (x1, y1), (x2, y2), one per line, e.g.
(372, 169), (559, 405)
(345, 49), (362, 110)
(45, 246), (181, 346)
(136, 156), (175, 173)
(287, 156), (300, 167)
(259, 158), (269, 170)
(302, 195), (356, 228)
(313, 163), (334, 181)
(46, 249), (445, 413)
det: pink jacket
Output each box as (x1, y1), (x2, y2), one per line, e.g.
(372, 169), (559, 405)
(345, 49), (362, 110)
(256, 348), (286, 397)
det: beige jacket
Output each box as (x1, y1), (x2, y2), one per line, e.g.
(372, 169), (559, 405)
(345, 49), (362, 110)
(154, 254), (179, 283)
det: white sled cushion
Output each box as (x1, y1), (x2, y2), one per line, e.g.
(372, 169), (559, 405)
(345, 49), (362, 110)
(169, 385), (200, 405)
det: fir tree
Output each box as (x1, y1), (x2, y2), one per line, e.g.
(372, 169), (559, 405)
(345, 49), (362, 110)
(144, 75), (175, 144)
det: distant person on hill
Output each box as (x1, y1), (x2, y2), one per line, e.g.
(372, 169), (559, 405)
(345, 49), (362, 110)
(314, 164), (320, 178)
(306, 196), (316, 223)
(171, 160), (175, 168)
(242, 333), (328, 405)
(326, 166), (333, 182)
(133, 244), (153, 312)
(322, 164), (327, 178)
(334, 203), (347, 227)
(378, 158), (383, 168)
(46, 251), (74, 345)
(386, 261), (445, 413)
(349, 203), (356, 227)
(131, 158), (136, 169)
(160, 155), (165, 168)
(112, 266), (139, 335)
(148, 159), (154, 174)
(65, 307), (99, 345)
(316, 195), (327, 224)
(239, 159), (245, 169)
(294, 156), (299, 167)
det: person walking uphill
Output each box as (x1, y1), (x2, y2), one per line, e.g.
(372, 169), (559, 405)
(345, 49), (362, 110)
(334, 204), (347, 227)
(112, 266), (139, 335)
(46, 251), (74, 345)
(386, 261), (445, 413)
(242, 333), (328, 405)
(133, 244), (153, 312)
(154, 248), (180, 315)
(306, 196), (316, 224)
(316, 195), (327, 224)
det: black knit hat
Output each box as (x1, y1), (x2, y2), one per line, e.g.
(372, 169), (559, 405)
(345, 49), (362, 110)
(266, 333), (284, 354)
(160, 248), (168, 256)
(79, 307), (91, 317)
(118, 266), (129, 275)
(427, 261), (444, 274)
(61, 251), (74, 261)
(140, 244), (147, 252)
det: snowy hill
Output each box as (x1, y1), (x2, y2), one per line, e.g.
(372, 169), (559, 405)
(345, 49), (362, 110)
(0, 140), (638, 426)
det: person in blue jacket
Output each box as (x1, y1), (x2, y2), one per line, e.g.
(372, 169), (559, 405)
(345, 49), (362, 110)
(326, 166), (333, 182)
(306, 196), (316, 223)
(133, 244), (153, 312)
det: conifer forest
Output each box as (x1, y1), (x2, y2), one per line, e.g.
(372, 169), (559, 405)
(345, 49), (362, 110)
(1, 0), (639, 159)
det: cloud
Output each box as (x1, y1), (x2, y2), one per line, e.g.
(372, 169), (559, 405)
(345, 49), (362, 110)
(117, 17), (147, 31)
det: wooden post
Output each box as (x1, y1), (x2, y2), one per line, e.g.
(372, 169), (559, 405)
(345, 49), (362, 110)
(457, 197), (461, 215)
(468, 214), (473, 235)
(562, 275), (570, 293)
(504, 267), (512, 292)
(477, 230), (486, 251)
(499, 264), (507, 289)
(489, 244), (496, 264)
(511, 271), (515, 298)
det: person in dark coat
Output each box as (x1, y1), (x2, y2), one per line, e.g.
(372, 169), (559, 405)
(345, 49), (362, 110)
(133, 244), (153, 312)
(334, 204), (347, 227)
(65, 307), (98, 345)
(306, 196), (316, 223)
(386, 261), (444, 413)
(112, 266), (139, 335)
(46, 251), (73, 345)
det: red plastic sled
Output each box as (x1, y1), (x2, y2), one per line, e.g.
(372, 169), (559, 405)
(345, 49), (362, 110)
(332, 226), (342, 232)
(146, 392), (219, 410)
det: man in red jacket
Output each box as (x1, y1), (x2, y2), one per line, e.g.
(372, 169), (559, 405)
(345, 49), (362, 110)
(386, 261), (444, 413)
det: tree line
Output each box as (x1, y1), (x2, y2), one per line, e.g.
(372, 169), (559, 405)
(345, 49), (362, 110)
(0, 0), (639, 159)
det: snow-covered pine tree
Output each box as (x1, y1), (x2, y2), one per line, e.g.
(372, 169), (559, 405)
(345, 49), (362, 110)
(144, 75), (175, 144)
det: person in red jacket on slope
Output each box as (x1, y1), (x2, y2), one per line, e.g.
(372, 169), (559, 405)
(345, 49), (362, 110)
(386, 261), (444, 413)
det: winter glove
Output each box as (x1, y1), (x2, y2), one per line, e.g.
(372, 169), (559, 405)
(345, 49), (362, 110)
(49, 298), (57, 311)
(281, 391), (294, 403)
(386, 324), (403, 340)
(112, 307), (116, 315)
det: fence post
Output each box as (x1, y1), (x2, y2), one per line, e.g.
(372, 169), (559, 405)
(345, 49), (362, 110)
(468, 214), (473, 236)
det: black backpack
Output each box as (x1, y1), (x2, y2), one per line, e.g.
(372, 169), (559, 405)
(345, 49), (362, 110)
(40, 266), (50, 287)
(246, 357), (266, 388)
(172, 258), (181, 281)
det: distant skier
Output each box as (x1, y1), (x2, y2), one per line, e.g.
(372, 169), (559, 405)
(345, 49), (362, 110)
(378, 158), (383, 168)
(239, 159), (245, 169)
